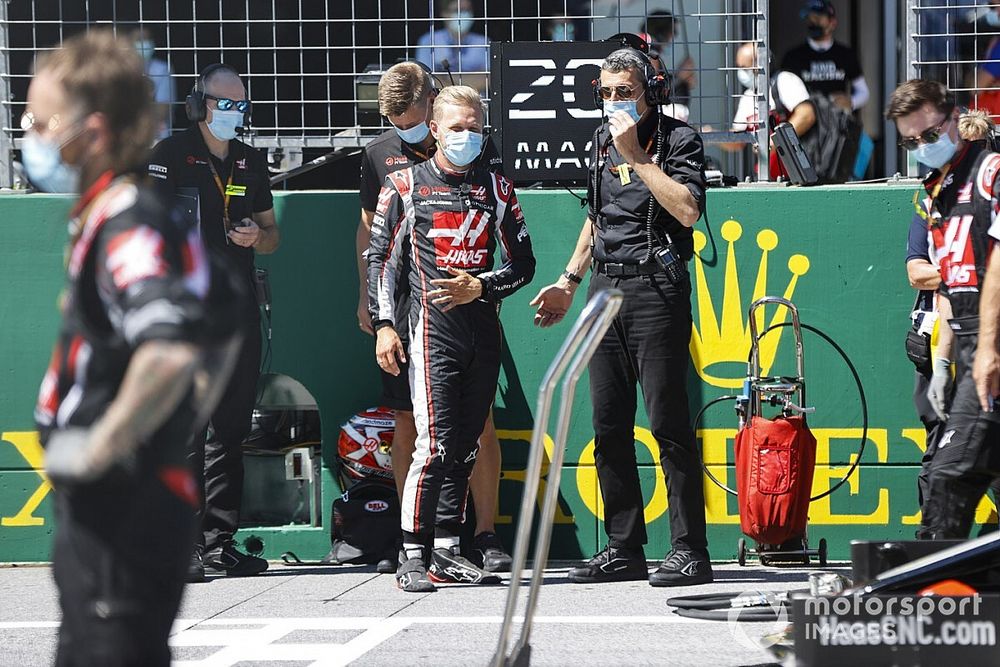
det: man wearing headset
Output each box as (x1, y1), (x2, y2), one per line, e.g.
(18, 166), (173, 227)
(148, 64), (280, 580)
(357, 61), (512, 573)
(530, 47), (712, 586)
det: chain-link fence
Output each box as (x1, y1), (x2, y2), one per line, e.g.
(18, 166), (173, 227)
(0, 0), (771, 187)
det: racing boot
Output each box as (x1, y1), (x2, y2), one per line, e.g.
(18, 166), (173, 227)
(203, 540), (268, 577)
(429, 545), (502, 585)
(396, 556), (437, 593)
(470, 531), (513, 573)
(648, 549), (713, 587)
(567, 544), (648, 583)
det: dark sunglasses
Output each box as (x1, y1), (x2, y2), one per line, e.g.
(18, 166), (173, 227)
(205, 94), (251, 114)
(597, 84), (641, 100)
(899, 114), (951, 151)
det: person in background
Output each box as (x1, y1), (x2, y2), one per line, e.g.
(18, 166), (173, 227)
(416, 0), (489, 74)
(720, 42), (816, 181)
(544, 16), (576, 42)
(148, 64), (280, 581)
(133, 28), (174, 140)
(641, 10), (696, 106)
(781, 0), (868, 114)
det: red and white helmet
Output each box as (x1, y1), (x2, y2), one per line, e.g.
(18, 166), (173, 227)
(337, 407), (394, 483)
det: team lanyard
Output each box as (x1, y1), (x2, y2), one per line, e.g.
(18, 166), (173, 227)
(206, 152), (235, 242)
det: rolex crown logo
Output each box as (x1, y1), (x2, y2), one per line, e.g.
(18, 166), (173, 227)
(690, 220), (810, 388)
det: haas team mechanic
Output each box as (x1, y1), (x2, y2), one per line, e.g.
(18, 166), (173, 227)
(25, 32), (239, 665)
(888, 79), (1000, 539)
(367, 85), (535, 592)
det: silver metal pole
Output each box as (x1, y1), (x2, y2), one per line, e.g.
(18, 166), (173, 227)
(0, 0), (13, 189)
(884, 1), (899, 178)
(756, 0), (770, 182)
(492, 289), (624, 667)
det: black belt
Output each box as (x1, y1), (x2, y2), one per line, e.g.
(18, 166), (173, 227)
(949, 315), (979, 336)
(594, 260), (660, 277)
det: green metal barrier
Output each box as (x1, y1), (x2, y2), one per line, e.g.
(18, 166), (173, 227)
(0, 185), (993, 562)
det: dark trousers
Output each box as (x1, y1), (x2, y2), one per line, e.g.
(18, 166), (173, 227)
(53, 471), (195, 666)
(588, 271), (708, 555)
(401, 303), (500, 540)
(919, 333), (1000, 539)
(190, 316), (261, 551)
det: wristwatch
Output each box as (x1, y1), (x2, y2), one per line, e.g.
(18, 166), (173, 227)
(562, 270), (583, 285)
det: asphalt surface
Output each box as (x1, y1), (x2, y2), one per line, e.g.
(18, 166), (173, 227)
(0, 561), (843, 666)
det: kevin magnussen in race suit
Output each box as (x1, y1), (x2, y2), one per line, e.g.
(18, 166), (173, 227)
(367, 86), (535, 592)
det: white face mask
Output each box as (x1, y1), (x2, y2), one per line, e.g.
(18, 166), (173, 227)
(737, 68), (755, 89)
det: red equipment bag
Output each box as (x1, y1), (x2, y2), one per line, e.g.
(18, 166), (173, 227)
(734, 415), (817, 545)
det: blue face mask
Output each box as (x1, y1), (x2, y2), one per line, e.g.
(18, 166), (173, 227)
(22, 132), (81, 193)
(393, 121), (430, 145)
(987, 11), (1000, 28)
(912, 132), (958, 170)
(135, 40), (155, 62)
(603, 99), (642, 123)
(206, 108), (243, 141)
(440, 130), (483, 167)
(449, 11), (474, 35)
(551, 23), (575, 42)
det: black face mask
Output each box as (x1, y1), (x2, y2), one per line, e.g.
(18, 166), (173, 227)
(807, 23), (826, 40)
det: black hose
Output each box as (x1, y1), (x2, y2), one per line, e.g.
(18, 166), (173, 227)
(674, 607), (790, 622)
(693, 322), (869, 502)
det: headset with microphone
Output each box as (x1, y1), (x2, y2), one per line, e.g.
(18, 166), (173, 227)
(185, 63), (252, 123)
(592, 35), (671, 109)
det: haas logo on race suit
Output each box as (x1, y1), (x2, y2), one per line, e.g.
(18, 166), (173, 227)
(427, 209), (492, 268)
(934, 214), (979, 289)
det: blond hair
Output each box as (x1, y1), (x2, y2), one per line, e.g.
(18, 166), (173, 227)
(432, 85), (484, 121)
(959, 108), (994, 142)
(378, 62), (433, 117)
(36, 30), (156, 174)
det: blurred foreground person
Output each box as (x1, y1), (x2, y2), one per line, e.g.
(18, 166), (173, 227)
(28, 31), (240, 665)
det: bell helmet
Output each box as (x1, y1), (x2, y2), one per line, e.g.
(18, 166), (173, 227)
(337, 407), (395, 483)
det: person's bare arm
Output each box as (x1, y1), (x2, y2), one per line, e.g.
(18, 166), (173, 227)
(46, 340), (199, 483)
(251, 208), (280, 254)
(530, 216), (592, 328)
(936, 293), (954, 362)
(974, 246), (1000, 409)
(907, 258), (941, 291)
(610, 111), (700, 227)
(787, 100), (816, 137)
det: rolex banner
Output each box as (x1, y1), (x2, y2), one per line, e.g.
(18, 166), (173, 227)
(0, 186), (994, 562)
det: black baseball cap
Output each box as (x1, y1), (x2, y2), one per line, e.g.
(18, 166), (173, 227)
(801, 0), (835, 19)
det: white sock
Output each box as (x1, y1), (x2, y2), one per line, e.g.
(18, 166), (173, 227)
(403, 543), (425, 561)
(434, 536), (460, 550)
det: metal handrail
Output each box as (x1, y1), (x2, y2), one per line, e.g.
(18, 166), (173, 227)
(491, 289), (624, 667)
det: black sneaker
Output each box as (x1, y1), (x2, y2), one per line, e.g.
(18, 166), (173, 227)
(187, 548), (206, 583)
(648, 549), (713, 587)
(396, 557), (437, 593)
(203, 542), (268, 577)
(376, 557), (397, 574)
(471, 531), (513, 573)
(429, 546), (502, 585)
(567, 545), (648, 583)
